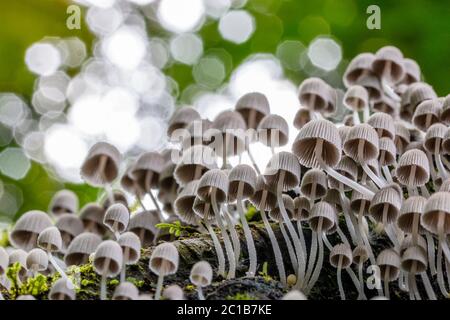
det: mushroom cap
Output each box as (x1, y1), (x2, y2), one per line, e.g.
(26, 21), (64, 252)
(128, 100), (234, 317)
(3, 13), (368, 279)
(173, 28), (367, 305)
(162, 284), (185, 300)
(117, 231), (141, 264)
(343, 53), (375, 88)
(372, 95), (397, 117)
(16, 295), (36, 300)
(440, 95), (450, 125)
(174, 180), (200, 225)
(0, 247), (8, 276)
(79, 203), (107, 236)
(308, 202), (337, 232)
(378, 137), (397, 166)
(64, 232), (102, 266)
(401, 245), (427, 273)
(328, 156), (358, 191)
(300, 168), (328, 200)
(401, 58), (421, 84)
(228, 164), (257, 202)
(159, 163), (177, 193)
(292, 119), (341, 169)
(293, 107), (312, 130)
(149, 242), (179, 276)
(182, 119), (213, 147)
(343, 124), (379, 163)
(343, 85), (369, 112)
(376, 249), (401, 281)
(263, 151), (301, 191)
(293, 196), (311, 221)
(298, 77), (331, 112)
(352, 245), (369, 265)
(102, 190), (128, 210)
(440, 178), (450, 192)
(55, 214), (84, 241)
(257, 114), (289, 147)
(8, 249), (27, 268)
(38, 226), (62, 252)
(49, 190), (78, 216)
(367, 112), (395, 140)
(174, 145), (217, 186)
(355, 73), (382, 102)
(412, 99), (441, 132)
(131, 152), (164, 190)
(443, 128), (450, 155)
(48, 278), (76, 300)
(128, 210), (160, 246)
(422, 191), (450, 235)
(394, 122), (411, 155)
(424, 123), (447, 154)
(372, 46), (405, 83)
(192, 197), (215, 222)
(190, 260), (213, 287)
(409, 82), (437, 110)
(282, 289), (308, 300)
(398, 196), (426, 234)
(323, 188), (344, 213)
(400, 234), (427, 256)
(197, 169), (229, 203)
(350, 191), (372, 215)
(120, 164), (140, 195)
(93, 240), (123, 277)
(249, 175), (278, 211)
(235, 92), (270, 128)
(80, 142), (121, 186)
(104, 203), (130, 234)
(269, 194), (295, 222)
(338, 126), (352, 143)
(396, 149), (430, 187)
(9, 210), (53, 250)
(329, 243), (353, 269)
(26, 248), (48, 271)
(369, 185), (402, 224)
(112, 281), (139, 300)
(343, 115), (355, 127)
(168, 106), (201, 136)
(209, 111), (247, 157)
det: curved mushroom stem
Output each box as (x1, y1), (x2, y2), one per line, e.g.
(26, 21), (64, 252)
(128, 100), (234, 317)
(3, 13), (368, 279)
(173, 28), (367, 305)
(381, 77), (401, 102)
(306, 219), (324, 293)
(120, 247), (129, 283)
(279, 222), (298, 272)
(100, 257), (110, 301)
(322, 233), (333, 251)
(435, 139), (450, 180)
(408, 262), (420, 300)
(211, 190), (236, 279)
(296, 220), (307, 263)
(363, 104), (370, 123)
(223, 205), (241, 264)
(437, 212), (450, 297)
(337, 256), (345, 300)
(204, 220), (226, 278)
(136, 192), (148, 211)
(304, 230), (317, 288)
(48, 252), (68, 281)
(420, 272), (437, 300)
(426, 152), (439, 186)
(357, 262), (367, 300)
(383, 266), (390, 299)
(420, 185), (430, 198)
(99, 155), (115, 206)
(315, 139), (375, 198)
(352, 111), (361, 125)
(247, 147), (261, 175)
(259, 191), (287, 286)
(338, 186), (357, 245)
(154, 273), (164, 300)
(425, 232), (437, 275)
(358, 141), (385, 189)
(236, 182), (257, 277)
(197, 286), (205, 300)
(145, 172), (164, 221)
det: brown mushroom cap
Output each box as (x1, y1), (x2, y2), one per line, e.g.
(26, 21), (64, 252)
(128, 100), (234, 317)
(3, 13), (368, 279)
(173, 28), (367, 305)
(372, 95), (397, 117)
(117, 231), (141, 264)
(394, 122), (411, 155)
(210, 110), (247, 157)
(367, 112), (395, 140)
(79, 203), (107, 236)
(293, 196), (311, 221)
(330, 243), (353, 269)
(352, 245), (369, 265)
(308, 201), (337, 233)
(424, 123), (447, 154)
(81, 142), (121, 186)
(343, 124), (379, 163)
(298, 77), (333, 113)
(102, 190), (128, 210)
(103, 203), (130, 234)
(197, 169), (229, 203)
(300, 168), (328, 199)
(343, 85), (369, 112)
(93, 240), (123, 277)
(400, 234), (427, 256)
(378, 137), (397, 166)
(55, 214), (84, 248)
(396, 149), (430, 187)
(293, 107), (312, 130)
(263, 151), (301, 191)
(235, 92), (270, 129)
(369, 186), (402, 224)
(9, 210), (53, 250)
(398, 196), (426, 234)
(269, 194), (295, 222)
(401, 58), (421, 84)
(64, 232), (102, 266)
(350, 191), (372, 215)
(356, 72), (382, 102)
(409, 82), (437, 110)
(149, 242), (179, 276)
(412, 99), (441, 132)
(174, 145), (217, 186)
(112, 281), (139, 300)
(26, 248), (48, 271)
(192, 197), (215, 222)
(401, 245), (427, 273)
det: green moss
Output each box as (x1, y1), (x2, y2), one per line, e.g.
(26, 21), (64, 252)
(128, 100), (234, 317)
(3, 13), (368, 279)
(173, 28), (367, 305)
(109, 279), (119, 287)
(19, 274), (49, 297)
(126, 277), (145, 288)
(0, 230), (10, 247)
(258, 262), (273, 283)
(185, 284), (196, 292)
(226, 292), (256, 300)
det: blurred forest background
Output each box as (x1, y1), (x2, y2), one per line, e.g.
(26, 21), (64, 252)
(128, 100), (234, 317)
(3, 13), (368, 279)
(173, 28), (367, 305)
(0, 0), (449, 225)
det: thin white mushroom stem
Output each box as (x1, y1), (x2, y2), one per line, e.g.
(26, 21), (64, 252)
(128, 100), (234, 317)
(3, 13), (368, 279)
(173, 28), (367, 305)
(383, 266), (390, 299)
(337, 256), (345, 300)
(315, 139), (375, 199)
(304, 230), (317, 288)
(434, 139), (450, 180)
(194, 165), (202, 180)
(222, 134), (229, 169)
(412, 214), (420, 246)
(408, 262), (420, 300)
(236, 182), (257, 277)
(306, 218), (324, 293)
(204, 218), (226, 278)
(352, 111), (361, 125)
(382, 165), (393, 183)
(279, 222), (298, 273)
(420, 272), (437, 300)
(436, 212), (449, 297)
(211, 189), (236, 279)
(48, 252), (68, 282)
(223, 205), (240, 264)
(338, 185), (357, 245)
(426, 232), (437, 275)
(259, 191), (287, 286)
(363, 104), (370, 123)
(197, 286), (205, 300)
(154, 273), (164, 300)
(100, 257), (110, 301)
(120, 247), (129, 283)
(247, 146), (261, 175)
(426, 152), (439, 185)
(381, 77), (401, 102)
(99, 155), (116, 206)
(357, 262), (367, 300)
(358, 141), (385, 189)
(322, 233), (333, 251)
(296, 219), (307, 261)
(420, 185), (430, 198)
(145, 172), (164, 221)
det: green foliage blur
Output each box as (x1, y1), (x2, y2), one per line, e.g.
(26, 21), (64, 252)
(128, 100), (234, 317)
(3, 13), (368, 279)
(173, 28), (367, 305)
(0, 0), (449, 222)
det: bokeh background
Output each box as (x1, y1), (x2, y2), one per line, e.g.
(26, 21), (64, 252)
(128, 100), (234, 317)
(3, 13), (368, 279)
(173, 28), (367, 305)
(0, 0), (449, 226)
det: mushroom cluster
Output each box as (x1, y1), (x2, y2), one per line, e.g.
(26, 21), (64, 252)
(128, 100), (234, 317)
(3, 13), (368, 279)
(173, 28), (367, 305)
(1, 45), (449, 301)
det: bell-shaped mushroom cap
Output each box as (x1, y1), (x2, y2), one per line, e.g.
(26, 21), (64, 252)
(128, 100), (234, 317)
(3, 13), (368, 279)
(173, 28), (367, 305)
(372, 95), (397, 117)
(48, 278), (76, 300)
(343, 124), (379, 163)
(328, 156), (358, 191)
(343, 53), (375, 88)
(168, 106), (201, 136)
(308, 202), (337, 233)
(367, 113), (395, 140)
(103, 203), (130, 234)
(424, 123), (447, 154)
(323, 188), (344, 213)
(162, 285), (185, 300)
(38, 226), (62, 252)
(293, 196), (311, 221)
(412, 99), (441, 132)
(409, 82), (438, 110)
(401, 58), (421, 84)
(400, 234), (427, 256)
(112, 281), (139, 300)
(190, 260), (213, 287)
(174, 145), (217, 186)
(401, 246), (427, 273)
(16, 295), (36, 300)
(269, 194), (295, 222)
(0, 247), (8, 275)
(128, 210), (160, 246)
(350, 190), (372, 214)
(376, 249), (401, 281)
(79, 203), (107, 235)
(81, 142), (121, 186)
(282, 289), (308, 300)
(174, 180), (200, 225)
(396, 149), (430, 187)
(440, 95), (450, 125)
(228, 164), (257, 202)
(338, 126), (352, 143)
(8, 249), (27, 268)
(117, 232), (141, 264)
(197, 169), (229, 203)
(394, 122), (411, 155)
(398, 196), (426, 234)
(352, 245), (369, 265)
(192, 197), (215, 222)
(343, 114), (355, 127)
(356, 72), (382, 102)
(149, 242), (179, 276)
(372, 46), (405, 83)
(159, 163), (177, 194)
(292, 119), (341, 169)
(298, 77), (332, 112)
(369, 185), (402, 224)
(293, 107), (312, 130)
(49, 190), (78, 216)
(422, 191), (450, 235)
(330, 243), (353, 269)
(249, 175), (277, 211)
(212, 110), (247, 133)
(343, 85), (369, 112)
(378, 137), (396, 166)
(300, 168), (328, 200)
(64, 232), (102, 266)
(210, 111), (247, 157)
(235, 92), (270, 128)
(26, 248), (48, 271)
(440, 178), (450, 192)
(444, 127), (450, 155)
(55, 214), (84, 245)
(182, 119), (213, 147)
(93, 240), (123, 277)
(10, 210), (53, 250)
(102, 190), (128, 210)
(263, 151), (301, 191)
(131, 152), (164, 190)
(257, 114), (289, 147)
